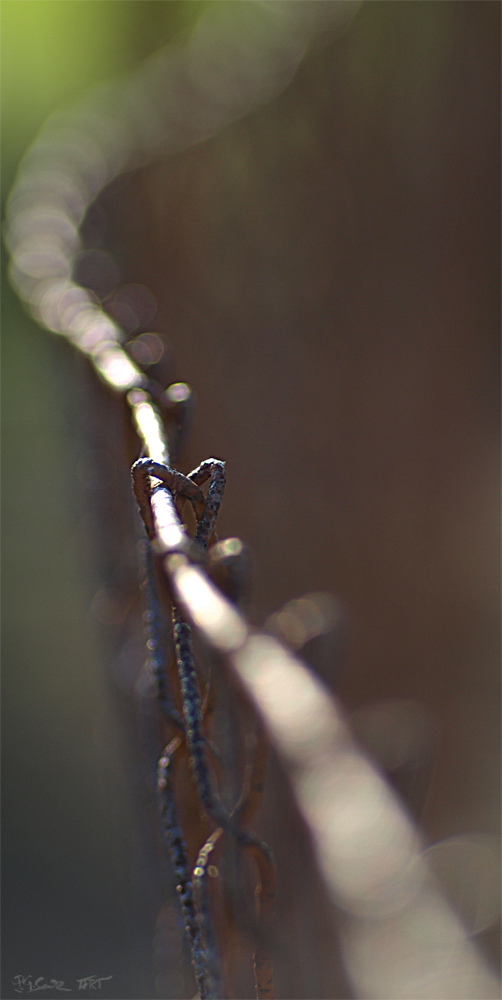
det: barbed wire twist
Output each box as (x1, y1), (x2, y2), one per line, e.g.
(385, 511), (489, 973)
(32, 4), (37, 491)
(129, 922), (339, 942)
(132, 448), (276, 998)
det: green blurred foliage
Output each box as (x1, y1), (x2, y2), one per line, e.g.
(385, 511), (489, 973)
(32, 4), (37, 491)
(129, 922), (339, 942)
(1, 0), (205, 194)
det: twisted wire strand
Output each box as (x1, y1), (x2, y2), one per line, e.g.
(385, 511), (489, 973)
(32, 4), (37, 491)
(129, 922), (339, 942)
(143, 455), (277, 997)
(233, 726), (269, 827)
(143, 539), (184, 731)
(192, 829), (225, 999)
(136, 446), (275, 997)
(157, 738), (219, 1000)
(189, 459), (227, 550)
(171, 606), (227, 828)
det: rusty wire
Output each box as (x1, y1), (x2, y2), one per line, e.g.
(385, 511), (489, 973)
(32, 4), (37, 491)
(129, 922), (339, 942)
(4, 3), (501, 998)
(129, 398), (278, 998)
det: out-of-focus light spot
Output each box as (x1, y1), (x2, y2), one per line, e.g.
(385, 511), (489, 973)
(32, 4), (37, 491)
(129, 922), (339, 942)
(208, 866), (219, 878)
(78, 320), (121, 353)
(165, 381), (191, 404)
(213, 537), (244, 560)
(169, 554), (248, 653)
(92, 344), (144, 391)
(107, 283), (157, 332)
(73, 248), (119, 300)
(186, 2), (305, 130)
(127, 388), (148, 408)
(267, 591), (340, 649)
(233, 634), (340, 759)
(38, 281), (98, 334)
(91, 587), (129, 625)
(231, 633), (500, 997)
(36, 279), (74, 329)
(4, 207), (79, 255)
(66, 305), (102, 340)
(109, 300), (139, 333)
(7, 171), (87, 226)
(7, 260), (42, 303)
(297, 752), (424, 917)
(207, 538), (249, 602)
(12, 241), (71, 280)
(61, 296), (99, 331)
(47, 107), (134, 180)
(77, 449), (116, 490)
(341, 886), (501, 1000)
(129, 332), (165, 366)
(5, 0), (361, 414)
(20, 127), (109, 199)
(424, 835), (501, 935)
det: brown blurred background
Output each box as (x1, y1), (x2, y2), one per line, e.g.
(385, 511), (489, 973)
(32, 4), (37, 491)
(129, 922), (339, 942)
(2, 2), (500, 998)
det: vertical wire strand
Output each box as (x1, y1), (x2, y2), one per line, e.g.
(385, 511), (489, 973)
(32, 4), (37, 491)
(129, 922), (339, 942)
(157, 739), (219, 1000)
(193, 828), (225, 999)
(143, 538), (184, 730)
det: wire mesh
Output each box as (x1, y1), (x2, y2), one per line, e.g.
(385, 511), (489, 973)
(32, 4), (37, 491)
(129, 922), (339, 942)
(4, 3), (500, 999)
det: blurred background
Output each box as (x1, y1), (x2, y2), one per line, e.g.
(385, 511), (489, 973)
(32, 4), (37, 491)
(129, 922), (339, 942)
(2, 2), (500, 998)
